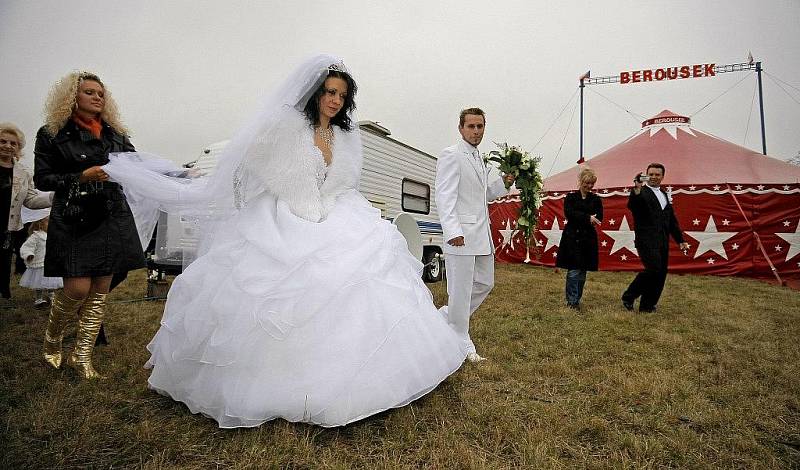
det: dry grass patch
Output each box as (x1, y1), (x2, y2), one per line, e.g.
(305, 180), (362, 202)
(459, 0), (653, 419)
(1, 266), (798, 468)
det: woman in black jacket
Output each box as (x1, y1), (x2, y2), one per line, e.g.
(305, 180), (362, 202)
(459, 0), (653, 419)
(555, 167), (603, 310)
(34, 71), (144, 379)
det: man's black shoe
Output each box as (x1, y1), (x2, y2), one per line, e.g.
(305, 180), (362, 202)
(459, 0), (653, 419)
(622, 299), (634, 311)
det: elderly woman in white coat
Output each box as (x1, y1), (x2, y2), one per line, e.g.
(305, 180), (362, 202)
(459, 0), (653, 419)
(0, 122), (52, 306)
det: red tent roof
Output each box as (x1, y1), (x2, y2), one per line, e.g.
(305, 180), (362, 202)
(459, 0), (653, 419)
(544, 110), (800, 191)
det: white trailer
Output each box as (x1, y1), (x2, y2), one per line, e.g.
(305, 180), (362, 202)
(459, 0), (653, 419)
(150, 120), (445, 282)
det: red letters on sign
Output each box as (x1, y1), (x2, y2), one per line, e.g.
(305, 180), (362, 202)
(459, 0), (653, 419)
(667, 67), (678, 79)
(618, 63), (718, 85)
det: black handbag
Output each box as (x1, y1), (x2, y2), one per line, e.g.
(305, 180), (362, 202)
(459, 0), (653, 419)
(63, 181), (113, 232)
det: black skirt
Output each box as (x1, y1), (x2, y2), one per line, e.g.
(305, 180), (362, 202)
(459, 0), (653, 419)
(44, 185), (145, 278)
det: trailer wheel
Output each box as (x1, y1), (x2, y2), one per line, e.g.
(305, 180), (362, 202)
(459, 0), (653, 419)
(422, 250), (443, 283)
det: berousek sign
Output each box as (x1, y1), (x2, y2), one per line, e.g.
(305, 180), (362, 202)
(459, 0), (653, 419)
(620, 64), (715, 84)
(641, 116), (689, 127)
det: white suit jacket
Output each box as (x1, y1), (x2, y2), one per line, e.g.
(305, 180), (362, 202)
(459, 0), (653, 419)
(435, 140), (507, 256)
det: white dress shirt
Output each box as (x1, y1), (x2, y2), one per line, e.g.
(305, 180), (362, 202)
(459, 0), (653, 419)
(648, 184), (667, 209)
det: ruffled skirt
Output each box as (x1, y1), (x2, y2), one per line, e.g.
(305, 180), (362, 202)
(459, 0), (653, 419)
(19, 267), (63, 290)
(145, 190), (466, 427)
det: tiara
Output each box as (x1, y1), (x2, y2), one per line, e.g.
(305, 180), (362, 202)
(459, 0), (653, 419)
(328, 61), (349, 74)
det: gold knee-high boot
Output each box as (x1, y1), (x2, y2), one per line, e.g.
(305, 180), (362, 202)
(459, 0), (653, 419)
(67, 292), (109, 379)
(43, 291), (85, 369)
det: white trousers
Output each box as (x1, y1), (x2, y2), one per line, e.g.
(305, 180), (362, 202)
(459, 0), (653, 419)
(441, 254), (495, 354)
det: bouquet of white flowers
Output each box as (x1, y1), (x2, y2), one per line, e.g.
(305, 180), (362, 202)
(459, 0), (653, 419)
(486, 142), (544, 261)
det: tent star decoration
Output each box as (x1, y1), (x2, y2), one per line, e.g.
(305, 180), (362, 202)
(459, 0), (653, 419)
(538, 218), (564, 253)
(603, 215), (638, 256)
(685, 215), (738, 260)
(775, 219), (800, 262)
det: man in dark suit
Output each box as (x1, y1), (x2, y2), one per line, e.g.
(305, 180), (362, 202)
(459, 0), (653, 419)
(622, 163), (689, 312)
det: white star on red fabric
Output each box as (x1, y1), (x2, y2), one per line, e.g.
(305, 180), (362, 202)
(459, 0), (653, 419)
(735, 184), (743, 190)
(775, 219), (800, 262)
(712, 185), (721, 191)
(609, 218), (616, 225)
(538, 218), (564, 253)
(685, 216), (739, 260)
(497, 219), (519, 251)
(783, 185), (791, 191)
(689, 185), (696, 191)
(732, 243), (739, 250)
(707, 258), (716, 264)
(621, 254), (628, 261)
(602, 189), (609, 193)
(603, 215), (638, 256)
(693, 219), (701, 226)
(722, 219), (730, 226)
(784, 220), (791, 227)
(757, 185), (765, 190)
(553, 251), (558, 257)
(601, 240), (608, 247)
(776, 245), (783, 252)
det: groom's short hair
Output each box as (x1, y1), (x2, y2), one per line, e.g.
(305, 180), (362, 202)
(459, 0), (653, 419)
(459, 108), (485, 127)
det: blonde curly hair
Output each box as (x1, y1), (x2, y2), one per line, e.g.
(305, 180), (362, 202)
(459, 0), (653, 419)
(0, 122), (26, 160)
(43, 71), (128, 137)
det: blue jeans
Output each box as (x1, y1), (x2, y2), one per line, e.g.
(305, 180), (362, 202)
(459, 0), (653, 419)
(565, 269), (587, 306)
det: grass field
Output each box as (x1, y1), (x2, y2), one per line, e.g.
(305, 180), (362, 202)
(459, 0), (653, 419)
(1, 265), (799, 469)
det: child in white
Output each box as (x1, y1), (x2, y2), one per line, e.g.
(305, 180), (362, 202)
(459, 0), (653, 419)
(19, 213), (63, 308)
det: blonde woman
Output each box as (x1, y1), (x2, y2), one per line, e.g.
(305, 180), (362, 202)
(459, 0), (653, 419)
(34, 72), (144, 379)
(0, 123), (52, 306)
(555, 167), (603, 310)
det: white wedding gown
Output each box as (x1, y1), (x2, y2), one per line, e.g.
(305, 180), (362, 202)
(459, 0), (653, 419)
(118, 117), (467, 428)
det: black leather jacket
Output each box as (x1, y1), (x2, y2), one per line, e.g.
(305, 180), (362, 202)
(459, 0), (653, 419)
(33, 120), (135, 194)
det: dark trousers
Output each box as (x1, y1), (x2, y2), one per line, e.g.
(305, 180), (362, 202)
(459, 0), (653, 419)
(12, 228), (28, 274)
(623, 243), (668, 310)
(0, 247), (12, 298)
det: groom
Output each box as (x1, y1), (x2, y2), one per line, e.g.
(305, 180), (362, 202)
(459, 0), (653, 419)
(435, 108), (513, 363)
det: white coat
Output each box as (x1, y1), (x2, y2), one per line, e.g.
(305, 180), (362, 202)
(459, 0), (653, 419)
(435, 139), (507, 256)
(7, 164), (52, 232)
(20, 230), (47, 268)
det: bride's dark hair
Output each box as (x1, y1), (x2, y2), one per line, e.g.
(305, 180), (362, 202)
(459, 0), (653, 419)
(303, 70), (357, 131)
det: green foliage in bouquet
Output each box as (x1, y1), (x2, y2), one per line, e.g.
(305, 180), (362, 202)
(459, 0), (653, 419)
(486, 142), (544, 254)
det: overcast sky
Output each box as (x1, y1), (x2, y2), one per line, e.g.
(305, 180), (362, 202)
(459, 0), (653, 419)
(2, 0), (799, 177)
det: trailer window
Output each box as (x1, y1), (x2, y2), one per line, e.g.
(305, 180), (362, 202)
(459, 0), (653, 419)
(401, 179), (430, 214)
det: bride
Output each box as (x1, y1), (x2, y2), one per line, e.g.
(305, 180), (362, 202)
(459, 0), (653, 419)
(104, 54), (468, 428)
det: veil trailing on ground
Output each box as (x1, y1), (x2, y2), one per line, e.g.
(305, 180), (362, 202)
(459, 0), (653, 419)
(104, 53), (360, 267)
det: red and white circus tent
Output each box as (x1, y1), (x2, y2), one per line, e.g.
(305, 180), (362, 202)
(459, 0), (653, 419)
(490, 110), (800, 282)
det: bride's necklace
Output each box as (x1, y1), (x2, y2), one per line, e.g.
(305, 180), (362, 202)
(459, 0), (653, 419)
(316, 125), (334, 147)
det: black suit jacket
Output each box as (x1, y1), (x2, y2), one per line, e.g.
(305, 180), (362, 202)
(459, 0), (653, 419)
(627, 185), (684, 252)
